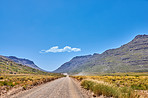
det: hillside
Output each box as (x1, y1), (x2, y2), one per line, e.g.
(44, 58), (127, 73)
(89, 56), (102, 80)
(6, 56), (42, 70)
(0, 55), (55, 75)
(54, 55), (92, 73)
(54, 35), (148, 74)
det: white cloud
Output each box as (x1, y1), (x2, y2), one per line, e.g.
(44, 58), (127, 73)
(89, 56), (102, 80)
(40, 46), (81, 53)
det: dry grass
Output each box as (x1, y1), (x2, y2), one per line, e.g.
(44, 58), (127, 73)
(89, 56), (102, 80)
(0, 74), (63, 96)
(81, 79), (139, 98)
(71, 74), (148, 97)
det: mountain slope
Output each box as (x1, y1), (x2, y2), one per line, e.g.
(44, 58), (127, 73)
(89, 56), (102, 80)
(0, 55), (52, 75)
(54, 55), (92, 73)
(6, 56), (41, 70)
(54, 35), (148, 74)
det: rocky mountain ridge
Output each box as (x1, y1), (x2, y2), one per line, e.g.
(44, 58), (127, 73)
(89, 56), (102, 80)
(54, 35), (148, 74)
(6, 56), (42, 70)
(0, 55), (49, 74)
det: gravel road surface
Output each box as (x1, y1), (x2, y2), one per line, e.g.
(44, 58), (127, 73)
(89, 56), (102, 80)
(11, 76), (90, 98)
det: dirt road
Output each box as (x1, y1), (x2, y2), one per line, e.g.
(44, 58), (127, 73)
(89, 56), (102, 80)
(11, 76), (91, 98)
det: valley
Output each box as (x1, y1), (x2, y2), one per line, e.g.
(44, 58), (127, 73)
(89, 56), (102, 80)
(0, 35), (148, 97)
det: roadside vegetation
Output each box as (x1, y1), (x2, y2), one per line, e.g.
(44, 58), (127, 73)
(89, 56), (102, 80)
(0, 74), (64, 97)
(0, 56), (65, 97)
(71, 72), (148, 98)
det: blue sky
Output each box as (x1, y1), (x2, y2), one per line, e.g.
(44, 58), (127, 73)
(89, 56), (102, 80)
(0, 0), (148, 71)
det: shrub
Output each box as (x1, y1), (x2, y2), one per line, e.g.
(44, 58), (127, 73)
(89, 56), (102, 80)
(81, 80), (139, 98)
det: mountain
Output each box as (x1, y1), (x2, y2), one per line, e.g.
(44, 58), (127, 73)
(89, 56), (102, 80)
(54, 35), (148, 74)
(0, 55), (52, 75)
(6, 56), (41, 70)
(54, 55), (92, 73)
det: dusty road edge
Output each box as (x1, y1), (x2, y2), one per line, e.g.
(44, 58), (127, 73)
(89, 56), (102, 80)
(70, 77), (98, 98)
(71, 77), (105, 98)
(0, 77), (62, 98)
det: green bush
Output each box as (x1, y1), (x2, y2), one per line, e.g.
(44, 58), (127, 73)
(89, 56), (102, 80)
(81, 80), (139, 98)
